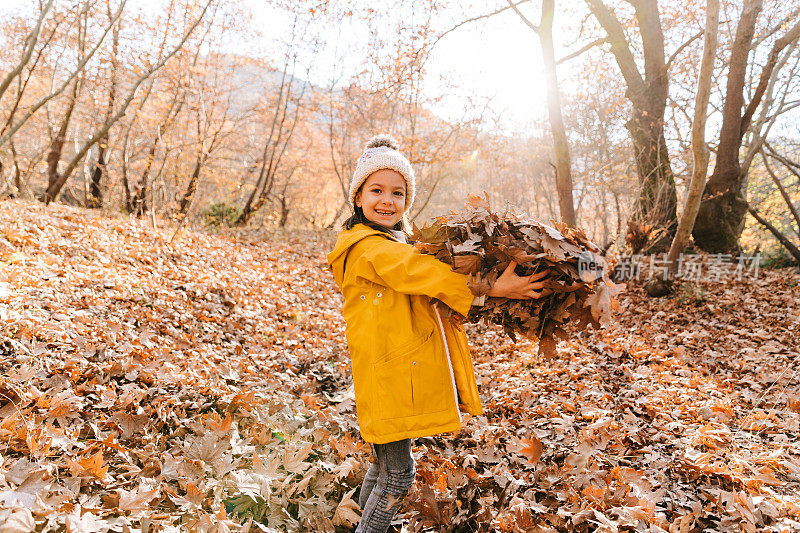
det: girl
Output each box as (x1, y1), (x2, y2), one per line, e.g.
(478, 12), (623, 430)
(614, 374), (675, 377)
(327, 135), (548, 532)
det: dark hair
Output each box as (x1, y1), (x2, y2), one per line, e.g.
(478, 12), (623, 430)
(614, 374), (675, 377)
(342, 205), (406, 235)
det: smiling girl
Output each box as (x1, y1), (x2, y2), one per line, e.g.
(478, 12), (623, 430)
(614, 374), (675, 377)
(327, 135), (548, 532)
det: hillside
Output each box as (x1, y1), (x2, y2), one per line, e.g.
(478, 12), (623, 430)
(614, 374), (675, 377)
(1, 199), (799, 532)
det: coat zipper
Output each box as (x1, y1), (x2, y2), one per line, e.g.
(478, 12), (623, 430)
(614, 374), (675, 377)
(433, 303), (461, 423)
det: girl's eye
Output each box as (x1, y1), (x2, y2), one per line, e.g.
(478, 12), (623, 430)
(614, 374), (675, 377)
(394, 191), (404, 197)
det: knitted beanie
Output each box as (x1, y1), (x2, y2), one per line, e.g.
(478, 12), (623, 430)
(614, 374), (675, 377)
(349, 134), (416, 213)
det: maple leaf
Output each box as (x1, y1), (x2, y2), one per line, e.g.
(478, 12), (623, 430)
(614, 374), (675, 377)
(584, 279), (625, 323)
(453, 254), (481, 274)
(332, 487), (360, 527)
(507, 435), (543, 464)
(0, 507), (35, 533)
(282, 442), (313, 474)
(67, 452), (109, 482)
(118, 484), (160, 512)
(65, 508), (111, 533)
(330, 456), (360, 479)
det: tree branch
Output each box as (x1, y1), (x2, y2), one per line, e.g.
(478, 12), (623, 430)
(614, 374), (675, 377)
(761, 148), (800, 238)
(556, 37), (608, 65)
(585, 0), (646, 99)
(665, 30), (703, 71)
(44, 0), (215, 203)
(0, 0), (54, 102)
(747, 205), (800, 264)
(0, 0), (126, 148)
(429, 0), (533, 50)
(506, 0), (539, 33)
(741, 17), (800, 137)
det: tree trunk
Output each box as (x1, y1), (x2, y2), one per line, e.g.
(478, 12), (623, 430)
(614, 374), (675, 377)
(539, 0), (576, 227)
(121, 125), (133, 212)
(585, 0), (678, 249)
(87, 10), (119, 210)
(627, 110), (677, 236)
(10, 141), (25, 198)
(237, 176), (268, 225)
(45, 80), (80, 198)
(132, 141), (158, 217)
(178, 154), (204, 217)
(326, 199), (349, 230)
(693, 0), (762, 252)
(278, 195), (289, 227)
(87, 144), (105, 208)
(666, 0), (719, 275)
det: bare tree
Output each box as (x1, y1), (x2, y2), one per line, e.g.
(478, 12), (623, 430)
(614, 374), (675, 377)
(693, 1), (800, 252)
(665, 0), (720, 276)
(236, 34), (310, 226)
(42, 0), (215, 204)
(0, 0), (55, 103)
(0, 0), (126, 149)
(585, 0), (678, 248)
(506, 0), (576, 227)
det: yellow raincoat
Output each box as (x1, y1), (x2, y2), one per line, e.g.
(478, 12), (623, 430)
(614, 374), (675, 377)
(327, 224), (484, 444)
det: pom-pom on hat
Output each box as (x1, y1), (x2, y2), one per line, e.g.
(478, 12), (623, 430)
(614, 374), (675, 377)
(349, 134), (416, 213)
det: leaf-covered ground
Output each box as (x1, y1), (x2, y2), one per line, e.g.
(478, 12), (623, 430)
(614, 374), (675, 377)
(1, 199), (799, 533)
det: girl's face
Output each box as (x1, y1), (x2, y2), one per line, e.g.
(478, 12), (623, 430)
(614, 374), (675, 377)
(355, 169), (406, 228)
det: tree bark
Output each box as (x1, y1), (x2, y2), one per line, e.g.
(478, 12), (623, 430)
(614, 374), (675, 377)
(87, 7), (120, 209)
(46, 80), (81, 197)
(666, 0), (719, 275)
(278, 195), (290, 227)
(178, 153), (204, 218)
(87, 145), (105, 208)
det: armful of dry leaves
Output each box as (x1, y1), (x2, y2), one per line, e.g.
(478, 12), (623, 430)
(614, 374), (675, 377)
(411, 194), (625, 357)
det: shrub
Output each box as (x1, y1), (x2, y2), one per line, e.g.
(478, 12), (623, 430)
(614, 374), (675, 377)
(760, 246), (798, 269)
(202, 202), (241, 226)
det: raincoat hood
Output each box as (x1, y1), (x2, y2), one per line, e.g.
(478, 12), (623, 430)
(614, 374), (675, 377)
(327, 224), (403, 288)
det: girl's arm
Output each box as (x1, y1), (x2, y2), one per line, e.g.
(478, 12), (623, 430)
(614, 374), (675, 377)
(354, 237), (550, 315)
(354, 236), (475, 316)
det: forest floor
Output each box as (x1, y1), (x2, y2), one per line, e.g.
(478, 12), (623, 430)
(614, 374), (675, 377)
(1, 198), (800, 533)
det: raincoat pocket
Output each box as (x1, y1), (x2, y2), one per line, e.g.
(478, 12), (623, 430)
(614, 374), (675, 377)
(374, 331), (449, 420)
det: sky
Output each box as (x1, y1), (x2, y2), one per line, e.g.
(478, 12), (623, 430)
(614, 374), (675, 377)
(237, 1), (553, 132)
(231, 1), (552, 131)
(424, 9), (551, 130)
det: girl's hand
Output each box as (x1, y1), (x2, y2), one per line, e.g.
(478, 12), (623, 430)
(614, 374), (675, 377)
(487, 261), (550, 299)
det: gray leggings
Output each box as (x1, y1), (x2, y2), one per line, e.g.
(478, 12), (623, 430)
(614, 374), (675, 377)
(356, 439), (415, 533)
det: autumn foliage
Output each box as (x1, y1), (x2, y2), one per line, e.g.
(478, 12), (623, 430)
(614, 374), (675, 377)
(2, 199), (800, 531)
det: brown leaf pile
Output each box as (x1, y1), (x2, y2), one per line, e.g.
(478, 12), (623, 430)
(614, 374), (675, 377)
(412, 194), (623, 356)
(2, 199), (799, 533)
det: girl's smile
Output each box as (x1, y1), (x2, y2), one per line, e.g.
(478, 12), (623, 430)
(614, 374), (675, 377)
(355, 169), (406, 228)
